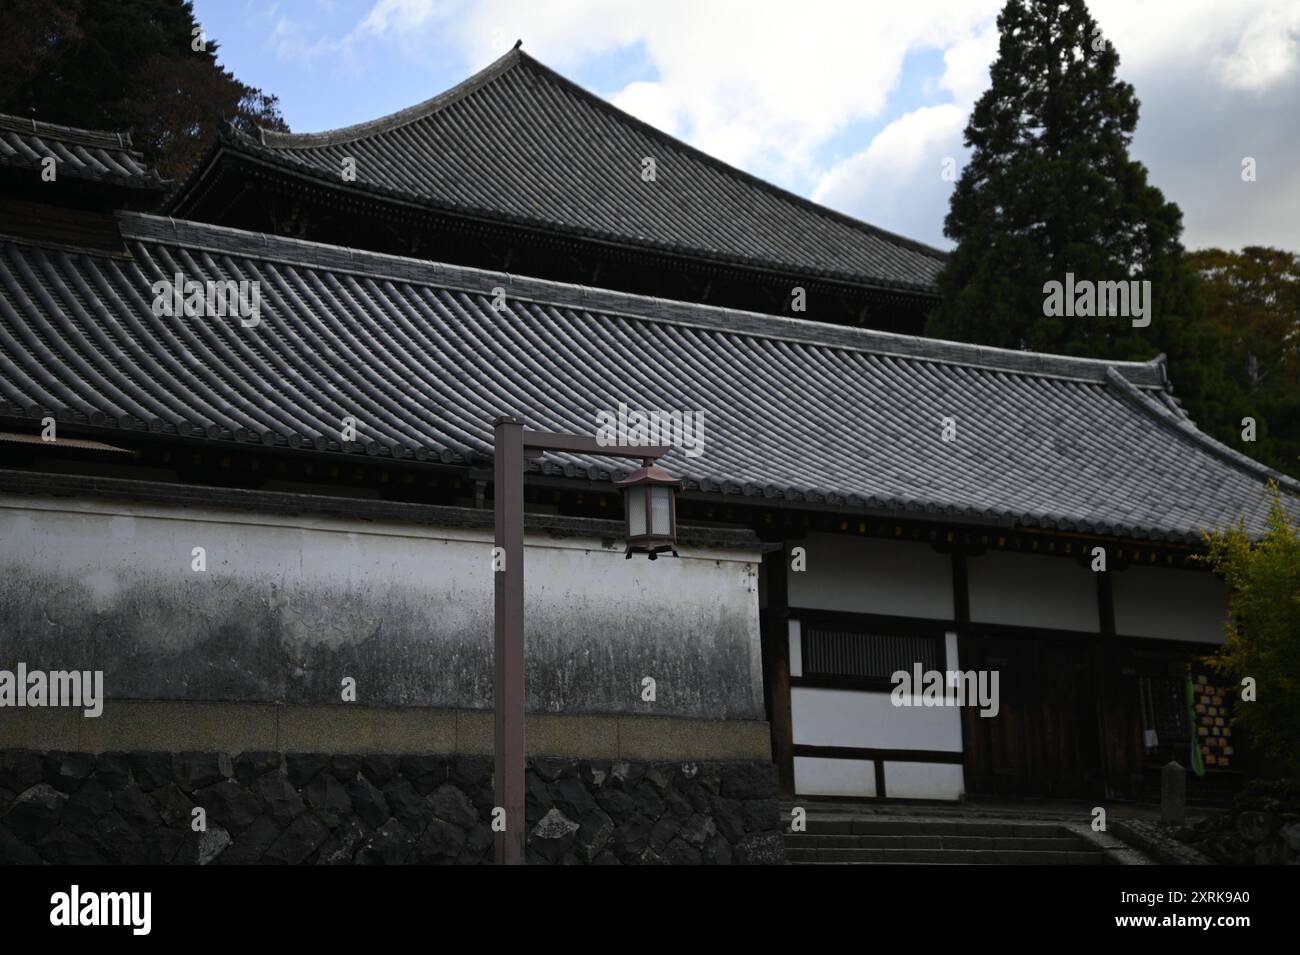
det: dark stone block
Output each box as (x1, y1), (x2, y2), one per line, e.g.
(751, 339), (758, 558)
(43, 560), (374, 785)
(449, 755), (492, 790)
(286, 754), (330, 788)
(742, 797), (780, 833)
(360, 755), (400, 786)
(580, 761), (612, 789)
(219, 815), (280, 865)
(415, 819), (467, 862)
(114, 785), (160, 829)
(328, 755), (363, 783)
(382, 780), (427, 829)
(400, 755), (447, 794)
(711, 796), (745, 843)
(93, 753), (132, 790)
(643, 765), (673, 793)
(63, 780), (114, 828)
(533, 757), (572, 782)
(662, 838), (702, 865)
(664, 788), (693, 821)
(316, 817), (368, 865)
(265, 812), (330, 865)
(0, 823), (43, 864)
(465, 823), (493, 860)
(195, 780), (261, 833)
(128, 752), (173, 791)
(613, 815), (652, 858)
(346, 776), (390, 829)
(576, 807), (613, 862)
(89, 811), (144, 864)
(428, 784), (478, 829)
(720, 762), (774, 800)
(305, 772), (352, 828)
(529, 807), (579, 863)
(5, 783), (65, 841)
(39, 826), (106, 865)
(0, 752), (43, 791)
(592, 850), (621, 864)
(150, 784), (195, 828)
(355, 819), (414, 865)
(610, 761), (644, 790)
(44, 752), (97, 793)
(595, 788), (635, 821)
(649, 816), (678, 851)
(734, 832), (785, 865)
(631, 782), (665, 819)
(233, 752), (281, 786)
(702, 833), (732, 865)
(256, 774), (307, 827)
(195, 826), (231, 865)
(175, 752), (232, 792)
(525, 771), (555, 822)
(681, 813), (717, 847)
(551, 776), (597, 820)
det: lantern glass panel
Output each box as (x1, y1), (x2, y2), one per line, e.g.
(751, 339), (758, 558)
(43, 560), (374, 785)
(627, 487), (647, 537)
(649, 486), (672, 536)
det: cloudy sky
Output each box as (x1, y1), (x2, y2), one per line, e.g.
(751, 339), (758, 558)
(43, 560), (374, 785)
(194, 0), (1299, 253)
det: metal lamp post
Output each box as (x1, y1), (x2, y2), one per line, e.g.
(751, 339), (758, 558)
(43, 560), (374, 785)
(492, 416), (677, 865)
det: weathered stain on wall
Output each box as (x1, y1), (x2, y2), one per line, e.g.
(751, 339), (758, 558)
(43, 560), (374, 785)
(0, 495), (763, 719)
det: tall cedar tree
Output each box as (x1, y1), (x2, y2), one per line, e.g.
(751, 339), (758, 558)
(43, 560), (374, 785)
(929, 0), (1220, 426)
(0, 0), (286, 179)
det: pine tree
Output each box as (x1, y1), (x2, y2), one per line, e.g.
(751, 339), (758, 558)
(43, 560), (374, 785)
(928, 0), (1202, 368)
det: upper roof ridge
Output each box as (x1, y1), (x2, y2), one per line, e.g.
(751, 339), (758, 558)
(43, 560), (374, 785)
(256, 45), (527, 149)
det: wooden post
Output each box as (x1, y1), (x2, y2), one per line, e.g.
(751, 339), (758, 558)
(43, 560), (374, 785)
(493, 416), (526, 865)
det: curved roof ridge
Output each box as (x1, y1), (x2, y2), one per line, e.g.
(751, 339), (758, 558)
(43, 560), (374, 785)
(1104, 367), (1300, 496)
(508, 51), (951, 264)
(257, 44), (525, 149)
(0, 112), (137, 152)
(115, 210), (1163, 387)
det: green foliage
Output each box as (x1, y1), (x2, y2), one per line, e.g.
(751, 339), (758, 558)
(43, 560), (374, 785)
(0, 0), (286, 179)
(1202, 490), (1300, 780)
(1187, 247), (1300, 479)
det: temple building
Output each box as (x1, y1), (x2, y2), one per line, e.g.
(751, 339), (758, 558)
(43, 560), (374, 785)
(0, 46), (1295, 864)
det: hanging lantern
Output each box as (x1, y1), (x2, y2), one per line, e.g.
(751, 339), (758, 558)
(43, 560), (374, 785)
(615, 458), (682, 559)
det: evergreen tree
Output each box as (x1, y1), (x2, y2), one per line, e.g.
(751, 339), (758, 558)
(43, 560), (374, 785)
(0, 0), (286, 179)
(929, 0), (1204, 374)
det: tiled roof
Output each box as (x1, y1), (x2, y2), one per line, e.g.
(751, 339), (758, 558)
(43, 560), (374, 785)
(188, 47), (945, 295)
(0, 114), (169, 191)
(0, 212), (1294, 543)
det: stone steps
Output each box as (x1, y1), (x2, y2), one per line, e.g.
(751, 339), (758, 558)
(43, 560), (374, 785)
(786, 816), (1107, 865)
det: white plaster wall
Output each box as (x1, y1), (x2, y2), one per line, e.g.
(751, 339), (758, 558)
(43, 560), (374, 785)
(791, 687), (963, 751)
(882, 762), (964, 800)
(794, 756), (876, 798)
(967, 550), (1098, 632)
(0, 493), (763, 716)
(786, 533), (952, 618)
(1112, 565), (1228, 643)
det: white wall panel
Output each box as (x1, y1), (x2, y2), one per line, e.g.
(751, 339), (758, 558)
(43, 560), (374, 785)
(967, 550), (1097, 632)
(1112, 565), (1228, 643)
(787, 533), (952, 618)
(882, 761), (964, 800)
(794, 756), (876, 798)
(791, 686), (962, 751)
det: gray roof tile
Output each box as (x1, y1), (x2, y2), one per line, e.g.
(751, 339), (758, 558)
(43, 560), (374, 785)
(206, 48), (945, 294)
(0, 114), (169, 192)
(0, 211), (1294, 544)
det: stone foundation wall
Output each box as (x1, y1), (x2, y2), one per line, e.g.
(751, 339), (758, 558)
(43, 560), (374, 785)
(0, 750), (785, 865)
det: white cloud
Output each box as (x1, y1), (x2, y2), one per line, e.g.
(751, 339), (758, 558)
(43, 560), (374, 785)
(310, 0), (1300, 252)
